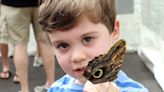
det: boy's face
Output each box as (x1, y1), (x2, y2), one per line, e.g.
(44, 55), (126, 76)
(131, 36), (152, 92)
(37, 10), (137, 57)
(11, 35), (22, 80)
(48, 15), (119, 84)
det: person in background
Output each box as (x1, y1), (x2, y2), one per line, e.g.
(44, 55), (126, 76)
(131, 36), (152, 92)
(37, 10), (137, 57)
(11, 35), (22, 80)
(0, 0), (55, 92)
(0, 39), (10, 80)
(0, 3), (11, 80)
(33, 44), (43, 67)
(0, 2), (20, 83)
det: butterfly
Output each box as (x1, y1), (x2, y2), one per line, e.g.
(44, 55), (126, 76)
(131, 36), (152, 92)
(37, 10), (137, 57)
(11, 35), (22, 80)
(83, 39), (126, 84)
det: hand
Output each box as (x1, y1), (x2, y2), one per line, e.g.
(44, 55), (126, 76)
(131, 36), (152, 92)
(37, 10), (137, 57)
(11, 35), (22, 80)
(83, 81), (119, 92)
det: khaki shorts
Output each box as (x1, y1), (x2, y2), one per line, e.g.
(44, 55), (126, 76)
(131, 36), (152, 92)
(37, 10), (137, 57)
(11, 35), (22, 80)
(0, 5), (49, 44)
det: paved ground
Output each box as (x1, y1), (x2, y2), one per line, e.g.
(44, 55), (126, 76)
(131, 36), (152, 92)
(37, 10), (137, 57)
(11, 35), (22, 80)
(0, 53), (163, 92)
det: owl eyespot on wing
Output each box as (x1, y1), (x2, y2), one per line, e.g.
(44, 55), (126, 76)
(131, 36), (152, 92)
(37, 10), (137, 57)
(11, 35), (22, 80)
(83, 39), (126, 84)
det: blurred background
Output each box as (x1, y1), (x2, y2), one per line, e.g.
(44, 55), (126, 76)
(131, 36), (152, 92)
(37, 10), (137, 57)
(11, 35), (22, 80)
(116, 0), (164, 91)
(1, 0), (164, 92)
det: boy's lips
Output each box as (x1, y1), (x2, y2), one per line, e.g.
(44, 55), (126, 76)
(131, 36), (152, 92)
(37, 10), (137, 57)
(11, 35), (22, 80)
(73, 67), (87, 75)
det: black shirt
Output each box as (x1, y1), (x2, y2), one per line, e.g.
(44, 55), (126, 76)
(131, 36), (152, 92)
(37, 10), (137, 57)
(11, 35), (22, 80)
(1, 0), (39, 7)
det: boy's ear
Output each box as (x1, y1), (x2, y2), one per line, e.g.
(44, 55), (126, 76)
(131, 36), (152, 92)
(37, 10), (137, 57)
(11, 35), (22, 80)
(111, 20), (120, 40)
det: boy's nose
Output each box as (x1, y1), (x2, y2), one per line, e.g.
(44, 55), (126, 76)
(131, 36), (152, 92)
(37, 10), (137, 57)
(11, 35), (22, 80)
(71, 48), (86, 64)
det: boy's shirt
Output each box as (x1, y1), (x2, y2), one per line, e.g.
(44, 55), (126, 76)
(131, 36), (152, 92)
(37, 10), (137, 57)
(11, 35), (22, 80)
(48, 70), (149, 92)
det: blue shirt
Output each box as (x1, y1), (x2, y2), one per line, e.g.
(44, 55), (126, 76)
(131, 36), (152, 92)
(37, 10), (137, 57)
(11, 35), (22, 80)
(48, 70), (149, 92)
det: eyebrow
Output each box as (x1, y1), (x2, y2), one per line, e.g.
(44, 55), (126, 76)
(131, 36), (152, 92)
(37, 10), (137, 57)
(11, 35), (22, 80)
(52, 40), (65, 46)
(81, 31), (98, 37)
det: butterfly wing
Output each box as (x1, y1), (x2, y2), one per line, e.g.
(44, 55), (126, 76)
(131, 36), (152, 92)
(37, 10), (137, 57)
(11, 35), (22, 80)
(83, 39), (126, 84)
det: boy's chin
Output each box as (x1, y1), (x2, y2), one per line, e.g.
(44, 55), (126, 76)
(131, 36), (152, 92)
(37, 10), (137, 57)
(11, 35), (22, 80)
(80, 78), (87, 84)
(76, 77), (87, 84)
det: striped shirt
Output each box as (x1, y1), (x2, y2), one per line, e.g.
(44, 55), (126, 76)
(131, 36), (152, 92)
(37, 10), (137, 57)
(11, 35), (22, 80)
(48, 70), (149, 92)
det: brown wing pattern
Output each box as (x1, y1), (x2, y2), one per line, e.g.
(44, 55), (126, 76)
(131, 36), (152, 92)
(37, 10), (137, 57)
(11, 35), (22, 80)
(83, 39), (126, 84)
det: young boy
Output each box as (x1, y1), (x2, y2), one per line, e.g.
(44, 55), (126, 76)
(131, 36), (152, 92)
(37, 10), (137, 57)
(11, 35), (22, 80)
(39, 0), (149, 92)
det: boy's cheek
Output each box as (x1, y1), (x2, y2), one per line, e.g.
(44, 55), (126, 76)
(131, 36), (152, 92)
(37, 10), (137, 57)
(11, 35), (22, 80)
(57, 57), (70, 70)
